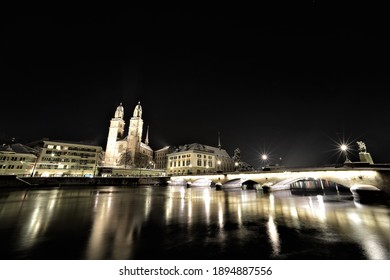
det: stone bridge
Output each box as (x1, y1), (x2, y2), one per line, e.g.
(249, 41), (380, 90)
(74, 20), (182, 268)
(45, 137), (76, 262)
(169, 166), (390, 196)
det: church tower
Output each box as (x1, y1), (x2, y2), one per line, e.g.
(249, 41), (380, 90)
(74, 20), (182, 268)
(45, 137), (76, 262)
(104, 103), (125, 166)
(127, 101), (144, 164)
(103, 101), (153, 169)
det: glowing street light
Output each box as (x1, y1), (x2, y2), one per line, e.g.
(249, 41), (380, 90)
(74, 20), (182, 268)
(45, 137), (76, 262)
(340, 144), (351, 163)
(261, 154), (269, 170)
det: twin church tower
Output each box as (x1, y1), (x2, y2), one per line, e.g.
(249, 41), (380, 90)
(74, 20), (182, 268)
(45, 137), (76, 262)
(104, 102), (153, 168)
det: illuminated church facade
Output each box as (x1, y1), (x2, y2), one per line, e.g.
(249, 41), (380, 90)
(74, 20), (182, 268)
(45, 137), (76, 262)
(103, 102), (154, 168)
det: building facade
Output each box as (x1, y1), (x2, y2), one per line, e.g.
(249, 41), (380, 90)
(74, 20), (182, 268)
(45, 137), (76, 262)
(0, 144), (37, 177)
(27, 139), (103, 177)
(103, 102), (154, 168)
(167, 143), (234, 175)
(154, 146), (176, 170)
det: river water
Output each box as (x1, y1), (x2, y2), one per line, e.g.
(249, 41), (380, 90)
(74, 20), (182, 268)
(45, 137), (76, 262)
(0, 185), (388, 260)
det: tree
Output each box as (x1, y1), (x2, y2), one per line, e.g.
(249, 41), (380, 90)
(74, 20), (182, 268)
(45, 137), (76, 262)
(232, 148), (241, 163)
(133, 151), (151, 168)
(119, 150), (133, 168)
(231, 148), (254, 171)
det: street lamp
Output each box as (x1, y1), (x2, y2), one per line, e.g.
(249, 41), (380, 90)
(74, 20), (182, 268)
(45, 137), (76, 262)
(261, 154), (268, 169)
(217, 160), (221, 173)
(234, 162), (239, 171)
(340, 144), (351, 163)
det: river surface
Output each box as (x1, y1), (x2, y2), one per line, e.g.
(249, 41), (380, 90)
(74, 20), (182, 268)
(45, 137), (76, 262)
(0, 185), (388, 260)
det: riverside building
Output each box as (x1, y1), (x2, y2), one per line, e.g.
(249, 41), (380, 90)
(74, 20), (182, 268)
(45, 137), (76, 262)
(26, 139), (103, 177)
(167, 143), (234, 175)
(0, 144), (37, 177)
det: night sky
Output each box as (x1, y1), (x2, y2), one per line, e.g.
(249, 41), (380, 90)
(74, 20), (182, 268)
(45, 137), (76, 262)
(1, 7), (389, 168)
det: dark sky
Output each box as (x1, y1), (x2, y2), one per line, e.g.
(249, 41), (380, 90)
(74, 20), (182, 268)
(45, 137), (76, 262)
(1, 7), (389, 168)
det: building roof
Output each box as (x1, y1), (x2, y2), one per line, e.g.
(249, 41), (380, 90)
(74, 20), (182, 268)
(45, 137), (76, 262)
(26, 138), (102, 148)
(155, 146), (174, 152)
(173, 143), (231, 158)
(0, 145), (13, 152)
(140, 142), (153, 151)
(0, 143), (38, 155)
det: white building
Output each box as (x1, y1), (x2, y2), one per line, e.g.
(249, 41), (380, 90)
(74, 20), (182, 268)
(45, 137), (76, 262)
(154, 146), (175, 170)
(27, 139), (103, 177)
(0, 144), (37, 177)
(167, 143), (234, 175)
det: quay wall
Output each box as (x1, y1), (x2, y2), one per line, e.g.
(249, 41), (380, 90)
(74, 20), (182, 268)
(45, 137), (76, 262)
(0, 175), (169, 189)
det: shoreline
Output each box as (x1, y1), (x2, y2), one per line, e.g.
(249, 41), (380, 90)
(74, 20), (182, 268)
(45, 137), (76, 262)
(0, 175), (169, 189)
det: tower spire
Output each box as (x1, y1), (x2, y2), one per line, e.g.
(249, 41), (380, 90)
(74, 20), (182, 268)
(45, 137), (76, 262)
(218, 131), (221, 150)
(133, 101), (142, 118)
(114, 102), (124, 119)
(145, 125), (149, 146)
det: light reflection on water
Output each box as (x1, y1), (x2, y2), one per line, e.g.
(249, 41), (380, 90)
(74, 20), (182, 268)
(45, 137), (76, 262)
(0, 185), (388, 260)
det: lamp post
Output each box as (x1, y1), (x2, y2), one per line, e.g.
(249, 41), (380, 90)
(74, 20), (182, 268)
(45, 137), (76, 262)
(340, 144), (351, 163)
(217, 160), (221, 173)
(261, 154), (268, 169)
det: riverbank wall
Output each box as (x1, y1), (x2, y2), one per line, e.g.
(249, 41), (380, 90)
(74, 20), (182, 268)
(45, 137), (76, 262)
(0, 175), (169, 189)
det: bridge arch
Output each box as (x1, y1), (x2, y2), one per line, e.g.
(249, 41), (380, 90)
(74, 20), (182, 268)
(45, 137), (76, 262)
(220, 178), (261, 190)
(241, 179), (260, 190)
(288, 177), (351, 195)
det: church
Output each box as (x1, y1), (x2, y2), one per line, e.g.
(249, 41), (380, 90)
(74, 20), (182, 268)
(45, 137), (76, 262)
(103, 102), (154, 168)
